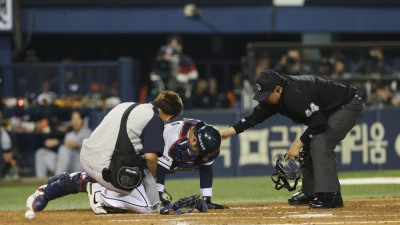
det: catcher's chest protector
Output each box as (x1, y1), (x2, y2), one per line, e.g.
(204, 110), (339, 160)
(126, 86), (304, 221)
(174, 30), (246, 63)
(102, 103), (147, 191)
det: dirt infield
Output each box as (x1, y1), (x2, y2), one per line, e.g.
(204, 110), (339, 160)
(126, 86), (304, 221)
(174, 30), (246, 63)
(2, 198), (400, 225)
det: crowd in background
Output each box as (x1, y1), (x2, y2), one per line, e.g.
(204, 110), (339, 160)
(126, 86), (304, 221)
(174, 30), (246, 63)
(148, 36), (399, 109)
(246, 47), (399, 108)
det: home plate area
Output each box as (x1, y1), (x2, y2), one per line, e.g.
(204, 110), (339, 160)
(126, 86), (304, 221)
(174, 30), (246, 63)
(3, 198), (400, 225)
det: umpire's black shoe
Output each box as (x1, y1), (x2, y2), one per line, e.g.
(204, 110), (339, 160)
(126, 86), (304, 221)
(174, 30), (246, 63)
(288, 191), (315, 205)
(309, 192), (343, 209)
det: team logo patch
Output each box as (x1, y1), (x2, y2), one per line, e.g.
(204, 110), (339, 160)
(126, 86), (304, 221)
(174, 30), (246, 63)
(125, 168), (138, 175)
(256, 83), (261, 91)
(305, 103), (320, 117)
(198, 135), (205, 151)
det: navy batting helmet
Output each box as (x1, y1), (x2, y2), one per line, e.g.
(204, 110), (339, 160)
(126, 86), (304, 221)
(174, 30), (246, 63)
(194, 122), (221, 157)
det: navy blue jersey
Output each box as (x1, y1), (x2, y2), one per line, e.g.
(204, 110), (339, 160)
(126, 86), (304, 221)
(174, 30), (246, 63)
(156, 119), (219, 196)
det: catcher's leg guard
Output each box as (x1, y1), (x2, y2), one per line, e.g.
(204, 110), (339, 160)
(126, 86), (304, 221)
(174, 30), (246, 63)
(44, 172), (95, 200)
(26, 172), (95, 211)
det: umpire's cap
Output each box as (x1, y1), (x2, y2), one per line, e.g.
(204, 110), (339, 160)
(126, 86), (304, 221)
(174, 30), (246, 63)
(194, 121), (221, 156)
(253, 70), (284, 101)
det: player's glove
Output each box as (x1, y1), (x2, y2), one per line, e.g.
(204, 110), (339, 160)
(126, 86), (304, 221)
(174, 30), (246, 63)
(160, 189), (172, 206)
(203, 196), (229, 209)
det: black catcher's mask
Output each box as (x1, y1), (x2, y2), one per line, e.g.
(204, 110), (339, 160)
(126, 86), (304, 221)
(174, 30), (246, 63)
(271, 151), (309, 192)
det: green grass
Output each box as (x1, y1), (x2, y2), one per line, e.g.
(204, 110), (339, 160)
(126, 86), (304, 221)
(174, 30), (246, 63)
(166, 171), (400, 203)
(1, 170), (400, 211)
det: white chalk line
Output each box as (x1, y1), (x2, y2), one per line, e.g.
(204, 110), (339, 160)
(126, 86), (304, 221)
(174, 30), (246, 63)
(230, 206), (296, 210)
(370, 204), (400, 207)
(107, 218), (400, 225)
(107, 214), (400, 221)
(288, 213), (333, 218)
(267, 221), (400, 225)
(297, 177), (400, 186)
(230, 205), (400, 211)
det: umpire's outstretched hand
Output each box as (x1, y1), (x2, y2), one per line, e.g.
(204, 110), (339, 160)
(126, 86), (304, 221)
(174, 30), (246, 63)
(220, 127), (236, 140)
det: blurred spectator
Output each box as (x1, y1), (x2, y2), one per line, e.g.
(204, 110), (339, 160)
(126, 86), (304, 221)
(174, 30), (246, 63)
(231, 72), (244, 109)
(273, 49), (307, 75)
(367, 81), (399, 107)
(318, 57), (336, 76)
(209, 77), (231, 108)
(354, 47), (393, 78)
(254, 54), (271, 76)
(35, 111), (92, 178)
(191, 79), (211, 108)
(331, 57), (347, 78)
(190, 77), (232, 109)
(149, 35), (199, 103)
(0, 111), (17, 180)
(318, 54), (349, 78)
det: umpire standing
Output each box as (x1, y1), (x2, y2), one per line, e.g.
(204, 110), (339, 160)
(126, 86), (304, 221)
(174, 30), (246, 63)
(220, 70), (364, 209)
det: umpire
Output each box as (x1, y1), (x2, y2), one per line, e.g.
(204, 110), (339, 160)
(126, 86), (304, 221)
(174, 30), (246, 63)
(220, 70), (364, 209)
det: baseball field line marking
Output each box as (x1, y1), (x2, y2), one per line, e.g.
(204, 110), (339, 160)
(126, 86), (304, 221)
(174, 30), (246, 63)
(287, 213), (333, 218)
(297, 177), (400, 186)
(265, 221), (400, 225)
(230, 206), (297, 210)
(107, 218), (400, 224)
(231, 203), (400, 211)
(227, 211), (397, 217)
(109, 218), (187, 222)
(370, 204), (400, 207)
(100, 213), (155, 216)
(339, 177), (400, 185)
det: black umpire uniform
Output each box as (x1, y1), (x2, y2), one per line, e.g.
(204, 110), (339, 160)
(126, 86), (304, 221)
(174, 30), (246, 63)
(232, 70), (364, 208)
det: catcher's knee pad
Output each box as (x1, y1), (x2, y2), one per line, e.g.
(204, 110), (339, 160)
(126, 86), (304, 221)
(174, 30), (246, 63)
(44, 172), (95, 200)
(69, 172), (96, 192)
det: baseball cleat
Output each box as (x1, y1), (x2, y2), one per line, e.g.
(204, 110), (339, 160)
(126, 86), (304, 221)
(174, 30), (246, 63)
(288, 191), (316, 205)
(87, 182), (107, 214)
(26, 185), (48, 212)
(309, 192), (343, 209)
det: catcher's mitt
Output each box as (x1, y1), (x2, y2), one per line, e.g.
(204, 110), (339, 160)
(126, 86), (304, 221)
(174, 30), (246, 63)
(160, 194), (207, 215)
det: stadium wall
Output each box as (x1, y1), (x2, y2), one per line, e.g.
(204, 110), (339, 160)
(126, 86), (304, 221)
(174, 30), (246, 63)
(14, 106), (399, 177)
(18, 6), (400, 34)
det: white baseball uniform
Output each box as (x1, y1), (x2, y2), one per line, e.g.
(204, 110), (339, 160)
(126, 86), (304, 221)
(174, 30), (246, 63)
(80, 102), (165, 213)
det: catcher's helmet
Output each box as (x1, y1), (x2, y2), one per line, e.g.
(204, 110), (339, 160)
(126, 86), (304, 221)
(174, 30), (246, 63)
(271, 151), (309, 191)
(194, 122), (221, 157)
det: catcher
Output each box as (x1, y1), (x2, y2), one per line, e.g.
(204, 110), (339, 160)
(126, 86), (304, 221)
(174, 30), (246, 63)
(157, 118), (229, 209)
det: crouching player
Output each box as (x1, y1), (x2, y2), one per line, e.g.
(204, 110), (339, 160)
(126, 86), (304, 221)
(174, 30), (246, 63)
(157, 118), (228, 209)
